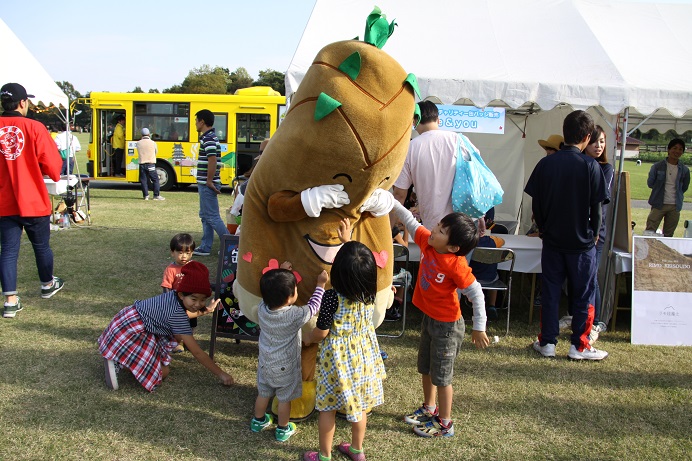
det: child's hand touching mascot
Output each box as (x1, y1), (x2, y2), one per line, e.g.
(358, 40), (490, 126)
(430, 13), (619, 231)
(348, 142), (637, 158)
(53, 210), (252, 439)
(234, 8), (419, 420)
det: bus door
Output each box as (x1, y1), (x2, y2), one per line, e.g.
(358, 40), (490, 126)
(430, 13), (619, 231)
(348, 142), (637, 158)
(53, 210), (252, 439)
(94, 110), (125, 177)
(235, 113), (271, 177)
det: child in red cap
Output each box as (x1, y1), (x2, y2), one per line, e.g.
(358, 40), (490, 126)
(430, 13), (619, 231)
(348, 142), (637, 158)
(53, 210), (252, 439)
(98, 261), (234, 391)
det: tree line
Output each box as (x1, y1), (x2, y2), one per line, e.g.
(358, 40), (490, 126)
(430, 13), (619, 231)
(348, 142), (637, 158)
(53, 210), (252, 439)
(32, 66), (286, 130)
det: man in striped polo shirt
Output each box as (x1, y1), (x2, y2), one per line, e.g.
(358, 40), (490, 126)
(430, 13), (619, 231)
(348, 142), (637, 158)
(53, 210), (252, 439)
(193, 109), (229, 256)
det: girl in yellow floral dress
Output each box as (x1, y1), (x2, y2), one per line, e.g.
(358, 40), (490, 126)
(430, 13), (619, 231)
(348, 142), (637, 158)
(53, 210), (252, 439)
(303, 241), (386, 461)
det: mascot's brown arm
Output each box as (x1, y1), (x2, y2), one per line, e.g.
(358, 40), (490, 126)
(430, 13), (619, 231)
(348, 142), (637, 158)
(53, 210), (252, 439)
(268, 190), (310, 222)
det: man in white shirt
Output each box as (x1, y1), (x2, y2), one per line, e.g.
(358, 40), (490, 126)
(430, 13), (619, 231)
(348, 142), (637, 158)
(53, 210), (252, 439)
(393, 101), (475, 230)
(54, 123), (81, 175)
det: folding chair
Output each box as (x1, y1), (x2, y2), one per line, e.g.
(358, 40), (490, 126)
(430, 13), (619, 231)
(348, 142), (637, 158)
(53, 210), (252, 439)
(469, 247), (515, 336)
(378, 243), (410, 338)
(489, 223), (509, 234)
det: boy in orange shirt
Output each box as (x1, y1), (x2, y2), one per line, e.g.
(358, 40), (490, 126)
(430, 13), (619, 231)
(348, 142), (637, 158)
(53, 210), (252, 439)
(390, 199), (489, 437)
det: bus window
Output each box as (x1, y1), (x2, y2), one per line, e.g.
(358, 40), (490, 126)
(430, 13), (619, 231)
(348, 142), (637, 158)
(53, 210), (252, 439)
(213, 113), (228, 143)
(133, 102), (190, 142)
(237, 113), (270, 145)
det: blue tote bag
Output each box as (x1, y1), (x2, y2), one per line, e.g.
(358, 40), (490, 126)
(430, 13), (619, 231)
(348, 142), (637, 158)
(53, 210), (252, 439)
(451, 134), (503, 218)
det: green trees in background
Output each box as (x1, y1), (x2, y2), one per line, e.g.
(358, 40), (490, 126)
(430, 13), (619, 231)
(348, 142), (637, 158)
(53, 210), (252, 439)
(161, 66), (283, 95)
(34, 66), (286, 130)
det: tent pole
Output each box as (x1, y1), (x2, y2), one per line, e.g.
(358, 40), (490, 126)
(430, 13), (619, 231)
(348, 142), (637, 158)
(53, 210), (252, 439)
(65, 104), (71, 177)
(601, 107), (629, 326)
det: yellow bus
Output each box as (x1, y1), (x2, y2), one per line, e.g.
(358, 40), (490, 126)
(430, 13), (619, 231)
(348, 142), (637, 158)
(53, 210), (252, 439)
(79, 87), (285, 190)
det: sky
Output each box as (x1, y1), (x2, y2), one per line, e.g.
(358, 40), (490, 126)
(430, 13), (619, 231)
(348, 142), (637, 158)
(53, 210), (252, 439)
(2, 0), (317, 94)
(4, 0), (691, 96)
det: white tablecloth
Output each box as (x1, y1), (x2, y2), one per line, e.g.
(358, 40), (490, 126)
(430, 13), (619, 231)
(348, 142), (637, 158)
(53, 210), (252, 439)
(44, 175), (79, 196)
(404, 233), (630, 276)
(612, 247), (632, 274)
(405, 233), (543, 274)
(495, 234), (542, 273)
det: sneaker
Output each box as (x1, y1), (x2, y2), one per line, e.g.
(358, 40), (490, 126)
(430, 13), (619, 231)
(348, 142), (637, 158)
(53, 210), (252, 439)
(568, 344), (608, 361)
(275, 422), (296, 442)
(144, 196), (150, 200)
(3, 297), (23, 318)
(532, 340), (556, 358)
(486, 306), (498, 321)
(412, 416), (455, 438)
(588, 322), (607, 345)
(192, 249), (211, 256)
(337, 442), (366, 461)
(250, 413), (273, 432)
(558, 315), (573, 331)
(104, 358), (119, 390)
(153, 196), (165, 201)
(404, 404), (438, 425)
(41, 277), (64, 299)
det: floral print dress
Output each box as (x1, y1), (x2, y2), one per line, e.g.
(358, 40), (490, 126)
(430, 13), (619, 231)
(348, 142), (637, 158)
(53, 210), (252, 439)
(314, 289), (386, 422)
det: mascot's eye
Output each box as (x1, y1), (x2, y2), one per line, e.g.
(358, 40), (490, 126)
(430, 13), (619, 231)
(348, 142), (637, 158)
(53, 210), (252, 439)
(333, 173), (352, 183)
(377, 176), (390, 186)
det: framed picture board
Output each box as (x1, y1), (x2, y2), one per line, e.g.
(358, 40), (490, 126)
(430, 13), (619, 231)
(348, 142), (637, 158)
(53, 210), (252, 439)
(209, 234), (260, 359)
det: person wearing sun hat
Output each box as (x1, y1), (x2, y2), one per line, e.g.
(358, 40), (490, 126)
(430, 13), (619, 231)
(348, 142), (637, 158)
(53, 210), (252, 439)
(97, 261), (234, 391)
(537, 134), (564, 155)
(1, 82), (65, 319)
(137, 127), (164, 201)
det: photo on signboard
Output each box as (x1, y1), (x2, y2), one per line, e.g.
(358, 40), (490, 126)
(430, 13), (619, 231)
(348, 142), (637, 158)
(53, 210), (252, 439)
(631, 236), (692, 346)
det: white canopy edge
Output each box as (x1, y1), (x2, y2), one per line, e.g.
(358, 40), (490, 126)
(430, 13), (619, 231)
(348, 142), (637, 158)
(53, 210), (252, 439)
(286, 0), (692, 119)
(0, 18), (68, 109)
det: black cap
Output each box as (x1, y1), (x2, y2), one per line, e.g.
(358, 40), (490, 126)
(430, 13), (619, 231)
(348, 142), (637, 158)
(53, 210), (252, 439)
(0, 83), (35, 102)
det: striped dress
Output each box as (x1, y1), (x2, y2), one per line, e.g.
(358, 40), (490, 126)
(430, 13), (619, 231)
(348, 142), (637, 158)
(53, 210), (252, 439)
(97, 291), (192, 391)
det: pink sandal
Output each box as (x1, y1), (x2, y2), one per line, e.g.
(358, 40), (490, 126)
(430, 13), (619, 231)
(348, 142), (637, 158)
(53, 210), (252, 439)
(303, 452), (324, 461)
(337, 442), (366, 461)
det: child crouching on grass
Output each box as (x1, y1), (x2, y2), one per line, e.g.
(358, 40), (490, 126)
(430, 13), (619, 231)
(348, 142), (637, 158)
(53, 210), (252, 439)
(251, 262), (328, 442)
(98, 261), (234, 391)
(390, 198), (489, 438)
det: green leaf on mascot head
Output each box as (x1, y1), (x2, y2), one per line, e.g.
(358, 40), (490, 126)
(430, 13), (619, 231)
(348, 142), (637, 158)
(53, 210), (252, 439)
(405, 73), (421, 99)
(314, 92), (342, 121)
(364, 6), (397, 49)
(338, 52), (362, 81)
(413, 103), (421, 129)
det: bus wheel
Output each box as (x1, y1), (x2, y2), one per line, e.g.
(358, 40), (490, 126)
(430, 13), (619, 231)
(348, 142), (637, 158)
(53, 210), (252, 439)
(156, 162), (176, 191)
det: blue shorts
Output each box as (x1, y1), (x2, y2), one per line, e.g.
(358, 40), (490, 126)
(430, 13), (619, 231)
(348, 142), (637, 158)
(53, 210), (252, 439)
(417, 314), (465, 387)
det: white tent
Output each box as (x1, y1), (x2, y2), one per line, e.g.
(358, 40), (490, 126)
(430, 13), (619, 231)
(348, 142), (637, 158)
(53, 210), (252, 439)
(0, 18), (68, 108)
(286, 0), (692, 323)
(286, 0), (692, 224)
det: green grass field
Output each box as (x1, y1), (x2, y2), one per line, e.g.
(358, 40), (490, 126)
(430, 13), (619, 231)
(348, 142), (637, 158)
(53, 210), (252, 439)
(0, 139), (689, 460)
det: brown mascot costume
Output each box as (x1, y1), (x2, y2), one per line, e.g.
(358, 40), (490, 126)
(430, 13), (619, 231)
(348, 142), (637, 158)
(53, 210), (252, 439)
(234, 8), (419, 420)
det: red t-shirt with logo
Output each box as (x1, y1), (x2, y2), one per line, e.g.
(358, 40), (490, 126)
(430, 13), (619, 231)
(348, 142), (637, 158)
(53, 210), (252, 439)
(0, 113), (62, 217)
(412, 226), (477, 322)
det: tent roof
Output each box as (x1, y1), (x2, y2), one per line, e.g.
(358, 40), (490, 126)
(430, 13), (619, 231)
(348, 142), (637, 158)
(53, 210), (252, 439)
(0, 18), (68, 108)
(286, 0), (692, 118)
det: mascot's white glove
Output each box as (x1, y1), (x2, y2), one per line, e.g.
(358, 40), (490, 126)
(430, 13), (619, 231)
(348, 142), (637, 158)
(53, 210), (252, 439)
(301, 184), (350, 218)
(359, 188), (395, 217)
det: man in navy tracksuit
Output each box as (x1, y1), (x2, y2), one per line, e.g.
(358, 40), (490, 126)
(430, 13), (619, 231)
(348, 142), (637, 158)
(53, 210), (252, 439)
(524, 110), (609, 361)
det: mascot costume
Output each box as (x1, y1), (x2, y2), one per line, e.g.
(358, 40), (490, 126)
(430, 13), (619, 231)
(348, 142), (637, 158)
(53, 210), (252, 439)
(234, 7), (419, 420)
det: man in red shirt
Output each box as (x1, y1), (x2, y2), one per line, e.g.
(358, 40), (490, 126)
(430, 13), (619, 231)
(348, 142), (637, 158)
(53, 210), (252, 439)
(1, 83), (65, 318)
